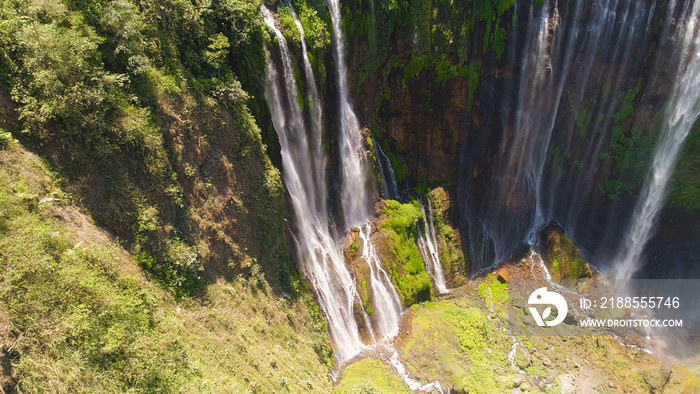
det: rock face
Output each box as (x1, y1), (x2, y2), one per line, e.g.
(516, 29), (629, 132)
(377, 71), (468, 182)
(539, 222), (594, 280)
(427, 187), (467, 286)
(340, 0), (700, 279)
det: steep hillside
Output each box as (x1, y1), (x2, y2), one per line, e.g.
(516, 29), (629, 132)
(0, 141), (333, 392)
(0, 0), (340, 390)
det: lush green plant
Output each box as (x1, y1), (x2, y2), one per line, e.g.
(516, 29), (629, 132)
(380, 200), (432, 305)
(0, 129), (12, 149)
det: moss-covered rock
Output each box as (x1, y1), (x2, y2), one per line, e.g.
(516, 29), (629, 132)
(372, 200), (432, 306)
(540, 222), (594, 280)
(428, 187), (467, 287)
(397, 295), (516, 393)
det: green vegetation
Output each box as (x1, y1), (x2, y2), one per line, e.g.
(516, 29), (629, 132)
(428, 188), (466, 283)
(400, 300), (512, 393)
(0, 146), (333, 392)
(381, 139), (409, 182)
(599, 80), (657, 200)
(379, 199), (432, 305)
(277, 0), (332, 81)
(477, 274), (508, 318)
(668, 117), (700, 210)
(0, 0), (300, 297)
(546, 233), (590, 279)
(345, 0), (515, 113)
(332, 358), (412, 394)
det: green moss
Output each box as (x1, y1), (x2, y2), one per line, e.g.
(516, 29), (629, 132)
(400, 301), (509, 393)
(548, 234), (588, 279)
(427, 188), (466, 281)
(599, 80), (654, 200)
(380, 200), (432, 305)
(351, 239), (360, 255)
(333, 358), (412, 393)
(477, 274), (508, 310)
(576, 108), (591, 138)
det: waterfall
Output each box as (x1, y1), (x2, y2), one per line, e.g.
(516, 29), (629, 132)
(459, 0), (661, 272)
(373, 137), (400, 200)
(263, 2), (404, 360)
(416, 199), (448, 294)
(326, 0), (403, 343)
(615, 0), (700, 279)
(280, 0), (326, 213)
(261, 6), (364, 360)
(326, 0), (371, 228)
(358, 224), (402, 339)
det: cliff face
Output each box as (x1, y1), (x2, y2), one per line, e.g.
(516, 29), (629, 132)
(343, 0), (512, 184)
(343, 0), (700, 276)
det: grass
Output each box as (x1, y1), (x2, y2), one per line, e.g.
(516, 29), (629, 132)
(0, 144), (334, 393)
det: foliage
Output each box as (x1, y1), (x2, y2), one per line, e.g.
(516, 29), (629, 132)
(0, 0), (302, 297)
(0, 147), (334, 392)
(0, 129), (13, 149)
(275, 0), (332, 85)
(380, 199), (432, 305)
(345, 0), (514, 99)
(599, 81), (655, 200)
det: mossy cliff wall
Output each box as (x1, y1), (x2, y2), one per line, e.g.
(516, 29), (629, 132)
(341, 0), (700, 275)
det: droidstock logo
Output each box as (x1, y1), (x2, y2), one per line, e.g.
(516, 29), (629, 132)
(528, 287), (568, 327)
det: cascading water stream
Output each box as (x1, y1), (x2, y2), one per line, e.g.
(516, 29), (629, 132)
(373, 137), (400, 200)
(263, 1), (405, 361)
(326, 0), (371, 228)
(261, 6), (364, 360)
(460, 0), (662, 273)
(416, 199), (449, 294)
(280, 0), (326, 212)
(615, 0), (700, 279)
(358, 224), (402, 339)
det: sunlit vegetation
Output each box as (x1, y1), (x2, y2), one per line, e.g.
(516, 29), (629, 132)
(379, 200), (432, 305)
(0, 146), (333, 392)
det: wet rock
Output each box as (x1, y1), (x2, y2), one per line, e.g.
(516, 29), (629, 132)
(539, 222), (594, 280)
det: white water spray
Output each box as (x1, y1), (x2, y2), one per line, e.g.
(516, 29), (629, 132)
(615, 1), (700, 279)
(359, 224), (402, 339)
(263, 2), (406, 360)
(262, 6), (365, 360)
(326, 0), (371, 228)
(416, 199), (449, 294)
